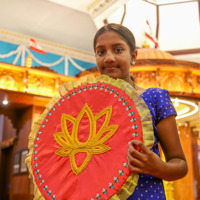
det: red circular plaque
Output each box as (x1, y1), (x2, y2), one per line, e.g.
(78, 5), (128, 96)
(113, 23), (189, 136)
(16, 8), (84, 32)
(26, 75), (154, 200)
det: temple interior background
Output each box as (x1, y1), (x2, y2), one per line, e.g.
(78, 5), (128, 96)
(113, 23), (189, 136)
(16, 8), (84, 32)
(0, 0), (200, 199)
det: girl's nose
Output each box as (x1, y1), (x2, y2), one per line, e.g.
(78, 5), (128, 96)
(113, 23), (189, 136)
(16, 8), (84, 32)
(104, 51), (115, 63)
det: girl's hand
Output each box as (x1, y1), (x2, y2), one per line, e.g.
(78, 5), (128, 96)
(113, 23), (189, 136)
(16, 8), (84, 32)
(127, 116), (188, 181)
(127, 140), (163, 177)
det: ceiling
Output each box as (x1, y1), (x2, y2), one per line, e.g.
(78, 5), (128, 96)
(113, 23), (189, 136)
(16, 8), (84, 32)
(0, 0), (200, 63)
(0, 0), (97, 52)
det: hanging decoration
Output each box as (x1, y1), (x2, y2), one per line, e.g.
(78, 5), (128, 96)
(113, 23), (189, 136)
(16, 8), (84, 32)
(144, 20), (159, 48)
(0, 42), (93, 76)
(30, 38), (47, 55)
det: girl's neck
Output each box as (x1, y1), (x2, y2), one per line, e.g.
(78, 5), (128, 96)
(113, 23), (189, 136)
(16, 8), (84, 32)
(130, 75), (135, 88)
(129, 75), (146, 95)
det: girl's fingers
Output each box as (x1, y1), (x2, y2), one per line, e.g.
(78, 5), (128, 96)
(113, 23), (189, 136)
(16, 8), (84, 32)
(128, 165), (143, 174)
(130, 140), (149, 154)
(128, 140), (144, 160)
(127, 151), (144, 168)
(128, 140), (154, 174)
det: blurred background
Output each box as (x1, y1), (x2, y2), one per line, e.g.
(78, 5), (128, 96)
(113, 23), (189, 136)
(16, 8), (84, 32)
(0, 0), (200, 199)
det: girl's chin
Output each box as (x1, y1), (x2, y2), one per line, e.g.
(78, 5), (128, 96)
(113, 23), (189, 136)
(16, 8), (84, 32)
(102, 71), (120, 79)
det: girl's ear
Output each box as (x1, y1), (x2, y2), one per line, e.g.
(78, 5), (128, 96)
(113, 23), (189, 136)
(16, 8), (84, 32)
(132, 49), (138, 60)
(131, 50), (138, 64)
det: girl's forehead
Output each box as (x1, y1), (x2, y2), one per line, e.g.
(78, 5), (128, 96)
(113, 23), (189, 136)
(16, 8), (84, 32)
(95, 31), (127, 46)
(98, 31), (124, 39)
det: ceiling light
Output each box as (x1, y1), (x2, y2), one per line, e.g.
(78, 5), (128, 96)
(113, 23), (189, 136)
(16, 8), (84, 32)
(171, 98), (199, 120)
(2, 99), (8, 105)
(176, 107), (190, 116)
(174, 98), (179, 107)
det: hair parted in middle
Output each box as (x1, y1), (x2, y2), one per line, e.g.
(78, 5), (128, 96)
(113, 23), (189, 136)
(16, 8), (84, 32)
(93, 23), (136, 54)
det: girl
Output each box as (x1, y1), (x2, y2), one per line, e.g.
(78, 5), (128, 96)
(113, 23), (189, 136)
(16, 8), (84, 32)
(93, 23), (188, 200)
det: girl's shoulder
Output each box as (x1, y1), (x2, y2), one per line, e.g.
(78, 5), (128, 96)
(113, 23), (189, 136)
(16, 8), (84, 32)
(143, 87), (169, 95)
(137, 87), (172, 107)
(135, 85), (169, 97)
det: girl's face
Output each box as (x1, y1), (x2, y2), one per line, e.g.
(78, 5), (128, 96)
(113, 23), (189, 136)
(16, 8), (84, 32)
(95, 31), (137, 84)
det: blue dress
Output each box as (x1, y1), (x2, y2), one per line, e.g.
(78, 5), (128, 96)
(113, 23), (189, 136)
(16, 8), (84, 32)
(127, 88), (177, 200)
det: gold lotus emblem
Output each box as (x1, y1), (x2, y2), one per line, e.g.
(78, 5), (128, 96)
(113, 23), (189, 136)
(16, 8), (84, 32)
(54, 103), (119, 175)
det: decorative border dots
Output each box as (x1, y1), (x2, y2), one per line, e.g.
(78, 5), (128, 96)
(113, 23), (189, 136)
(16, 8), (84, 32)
(32, 83), (140, 200)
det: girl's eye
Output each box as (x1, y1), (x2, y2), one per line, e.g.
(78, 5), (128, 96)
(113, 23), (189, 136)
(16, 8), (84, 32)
(115, 48), (123, 53)
(96, 49), (105, 56)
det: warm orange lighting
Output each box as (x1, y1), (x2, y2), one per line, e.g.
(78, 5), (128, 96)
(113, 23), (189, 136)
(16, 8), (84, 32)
(0, 76), (17, 91)
(171, 98), (199, 119)
(0, 62), (77, 98)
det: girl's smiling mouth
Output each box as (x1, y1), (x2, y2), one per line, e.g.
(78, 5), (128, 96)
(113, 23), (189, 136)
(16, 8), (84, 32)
(104, 66), (119, 71)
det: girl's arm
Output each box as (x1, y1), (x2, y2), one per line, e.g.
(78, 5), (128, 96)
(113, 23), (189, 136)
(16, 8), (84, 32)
(127, 115), (188, 181)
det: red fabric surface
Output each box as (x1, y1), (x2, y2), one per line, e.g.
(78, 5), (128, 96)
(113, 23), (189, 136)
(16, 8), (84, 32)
(31, 82), (143, 200)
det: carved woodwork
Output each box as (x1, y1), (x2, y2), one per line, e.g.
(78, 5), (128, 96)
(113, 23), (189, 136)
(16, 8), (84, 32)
(76, 59), (200, 98)
(0, 62), (77, 97)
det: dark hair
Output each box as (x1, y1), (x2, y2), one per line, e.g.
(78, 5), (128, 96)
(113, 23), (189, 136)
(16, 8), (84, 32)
(93, 23), (136, 53)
